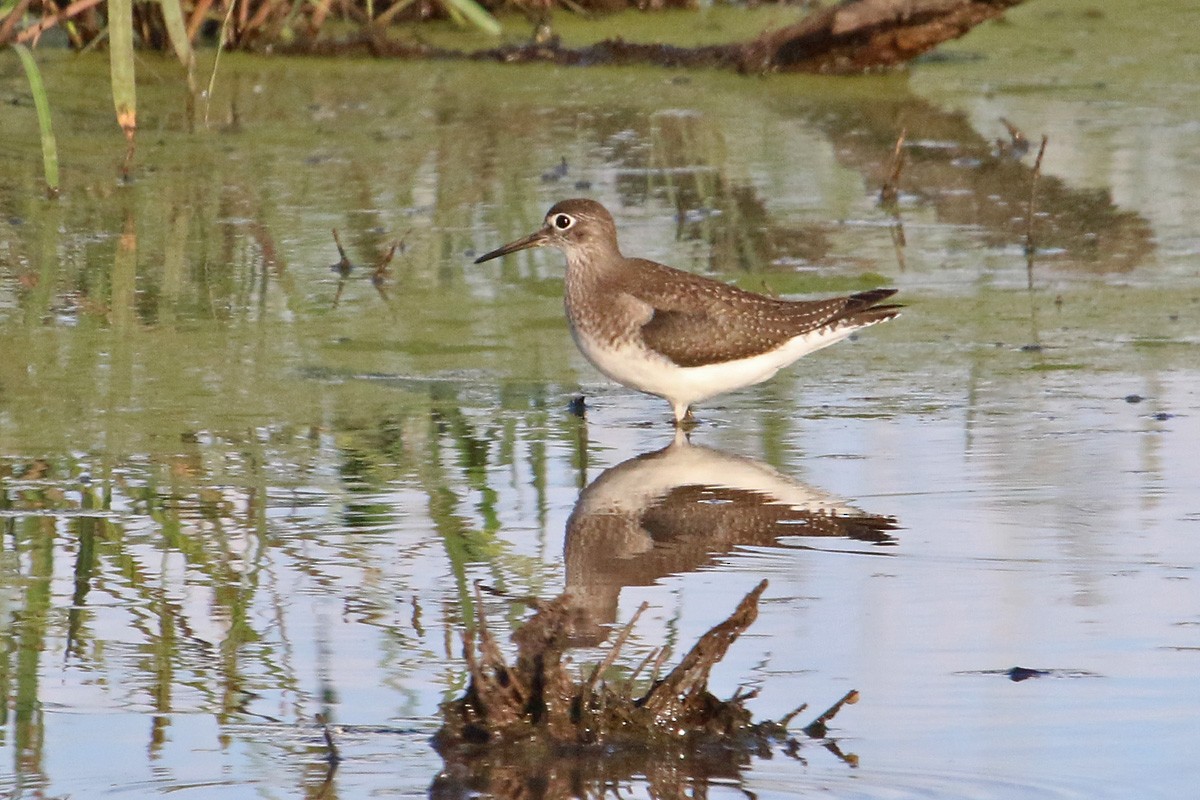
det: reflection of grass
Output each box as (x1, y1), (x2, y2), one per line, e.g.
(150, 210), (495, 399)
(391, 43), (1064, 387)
(332, 395), (561, 635)
(0, 398), (568, 763)
(1026, 362), (1086, 372)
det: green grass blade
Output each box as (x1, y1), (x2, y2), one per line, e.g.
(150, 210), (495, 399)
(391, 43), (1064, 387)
(157, 0), (196, 129)
(157, 0), (194, 71)
(107, 0), (137, 176)
(441, 0), (501, 35)
(203, 0), (237, 129)
(11, 44), (60, 197)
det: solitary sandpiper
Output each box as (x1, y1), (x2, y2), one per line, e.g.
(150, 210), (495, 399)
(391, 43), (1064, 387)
(475, 199), (901, 425)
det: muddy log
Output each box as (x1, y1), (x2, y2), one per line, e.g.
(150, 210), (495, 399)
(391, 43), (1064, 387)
(739, 0), (1027, 73)
(290, 0), (1026, 73)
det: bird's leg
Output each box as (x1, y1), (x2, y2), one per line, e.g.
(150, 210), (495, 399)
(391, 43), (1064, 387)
(672, 405), (697, 430)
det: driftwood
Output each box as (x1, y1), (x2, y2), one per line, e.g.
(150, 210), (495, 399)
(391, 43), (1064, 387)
(288, 0), (1026, 73)
(740, 0), (1026, 73)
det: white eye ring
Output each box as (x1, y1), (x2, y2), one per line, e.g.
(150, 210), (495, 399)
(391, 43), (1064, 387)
(551, 213), (575, 230)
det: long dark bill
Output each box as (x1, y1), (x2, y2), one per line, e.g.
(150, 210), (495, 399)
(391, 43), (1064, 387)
(473, 228), (551, 264)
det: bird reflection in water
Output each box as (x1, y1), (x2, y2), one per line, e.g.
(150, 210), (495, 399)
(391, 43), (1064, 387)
(429, 433), (887, 800)
(564, 431), (898, 644)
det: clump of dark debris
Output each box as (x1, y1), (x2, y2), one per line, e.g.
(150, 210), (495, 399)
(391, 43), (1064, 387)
(431, 579), (858, 797)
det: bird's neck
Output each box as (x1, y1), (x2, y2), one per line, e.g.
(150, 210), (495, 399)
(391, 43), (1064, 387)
(564, 243), (623, 281)
(563, 243), (631, 344)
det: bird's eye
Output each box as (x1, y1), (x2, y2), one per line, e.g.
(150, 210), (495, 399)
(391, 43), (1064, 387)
(552, 213), (575, 230)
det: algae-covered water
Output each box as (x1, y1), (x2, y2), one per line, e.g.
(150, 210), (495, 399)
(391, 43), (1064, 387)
(1, 1), (1198, 797)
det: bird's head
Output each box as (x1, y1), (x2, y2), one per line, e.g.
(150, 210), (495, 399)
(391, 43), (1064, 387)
(474, 199), (620, 265)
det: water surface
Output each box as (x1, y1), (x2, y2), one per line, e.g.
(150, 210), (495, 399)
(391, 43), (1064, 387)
(1, 1), (1198, 796)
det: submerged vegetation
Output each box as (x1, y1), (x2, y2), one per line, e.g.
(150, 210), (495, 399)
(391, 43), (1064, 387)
(5, 0), (1023, 185)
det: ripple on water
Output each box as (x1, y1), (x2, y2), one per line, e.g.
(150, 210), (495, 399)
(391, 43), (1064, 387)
(745, 764), (1160, 800)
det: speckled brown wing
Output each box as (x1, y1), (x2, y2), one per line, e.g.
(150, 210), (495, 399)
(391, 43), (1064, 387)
(640, 484), (899, 546)
(622, 259), (900, 367)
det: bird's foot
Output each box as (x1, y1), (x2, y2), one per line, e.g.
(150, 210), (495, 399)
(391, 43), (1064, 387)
(673, 408), (698, 431)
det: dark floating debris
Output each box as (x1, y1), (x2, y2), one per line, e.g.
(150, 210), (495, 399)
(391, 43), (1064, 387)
(329, 228), (401, 307)
(1006, 666), (1050, 682)
(995, 117), (1031, 160)
(1124, 394), (1144, 404)
(958, 666), (1102, 682)
(329, 228), (353, 277)
(432, 580), (858, 796)
(540, 157), (570, 183)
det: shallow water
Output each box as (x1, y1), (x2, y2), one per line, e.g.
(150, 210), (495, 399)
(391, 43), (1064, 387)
(1, 0), (1199, 797)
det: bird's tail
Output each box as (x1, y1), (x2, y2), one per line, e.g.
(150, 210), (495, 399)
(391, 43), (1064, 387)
(841, 288), (902, 326)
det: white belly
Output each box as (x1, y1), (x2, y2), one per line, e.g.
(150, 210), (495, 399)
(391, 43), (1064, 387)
(571, 324), (863, 409)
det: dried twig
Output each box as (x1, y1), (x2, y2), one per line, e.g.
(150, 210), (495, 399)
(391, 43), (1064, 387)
(648, 645), (669, 685)
(777, 701), (810, 729)
(1024, 134), (1049, 287)
(0, 0), (33, 44)
(581, 601), (649, 707)
(999, 117), (1030, 159)
(316, 713), (342, 765)
(1025, 134), (1049, 244)
(627, 646), (663, 686)
(472, 583), (530, 716)
(13, 0), (103, 44)
(330, 229), (352, 277)
(371, 236), (401, 300)
(641, 579), (767, 717)
(802, 689), (859, 738)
